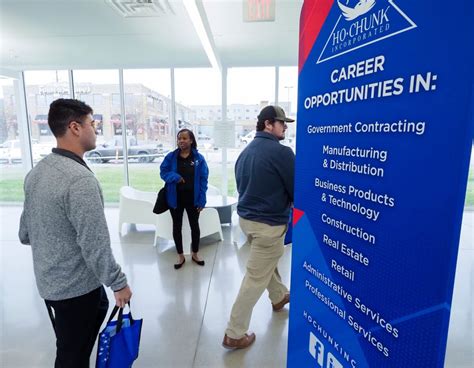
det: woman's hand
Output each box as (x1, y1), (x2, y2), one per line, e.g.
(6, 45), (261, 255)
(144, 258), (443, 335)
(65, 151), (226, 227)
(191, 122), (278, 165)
(196, 207), (203, 212)
(178, 177), (185, 184)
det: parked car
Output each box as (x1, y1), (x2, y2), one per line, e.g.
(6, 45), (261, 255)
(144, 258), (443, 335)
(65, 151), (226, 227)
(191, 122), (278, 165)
(239, 130), (294, 150)
(85, 136), (168, 163)
(0, 139), (51, 164)
(240, 131), (256, 144)
(0, 140), (22, 164)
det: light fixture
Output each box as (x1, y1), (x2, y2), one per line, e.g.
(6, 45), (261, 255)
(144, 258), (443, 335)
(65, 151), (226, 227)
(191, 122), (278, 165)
(106, 0), (175, 17)
(183, 0), (220, 70)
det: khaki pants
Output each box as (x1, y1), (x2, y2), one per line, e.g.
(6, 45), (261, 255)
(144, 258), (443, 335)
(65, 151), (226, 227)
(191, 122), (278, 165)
(225, 217), (289, 339)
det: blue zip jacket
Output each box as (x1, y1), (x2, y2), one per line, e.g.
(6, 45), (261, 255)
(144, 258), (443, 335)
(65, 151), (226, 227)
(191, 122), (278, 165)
(160, 148), (209, 209)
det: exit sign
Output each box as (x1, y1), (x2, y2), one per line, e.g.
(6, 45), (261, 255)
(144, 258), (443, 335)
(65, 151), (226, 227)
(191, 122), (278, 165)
(243, 0), (275, 22)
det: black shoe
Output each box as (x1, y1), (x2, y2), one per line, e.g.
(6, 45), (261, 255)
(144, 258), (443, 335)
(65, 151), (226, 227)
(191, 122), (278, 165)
(192, 257), (205, 266)
(174, 258), (185, 269)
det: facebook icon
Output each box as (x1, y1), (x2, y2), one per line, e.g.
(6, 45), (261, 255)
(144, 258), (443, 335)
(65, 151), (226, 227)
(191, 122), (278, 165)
(309, 332), (344, 368)
(327, 352), (343, 368)
(309, 331), (324, 367)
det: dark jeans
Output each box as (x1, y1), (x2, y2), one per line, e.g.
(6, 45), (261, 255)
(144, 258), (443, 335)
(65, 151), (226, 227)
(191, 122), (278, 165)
(170, 205), (201, 254)
(45, 286), (109, 368)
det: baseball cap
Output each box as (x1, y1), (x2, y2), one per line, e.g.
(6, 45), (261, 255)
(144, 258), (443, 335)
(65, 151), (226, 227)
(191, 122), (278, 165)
(258, 105), (295, 123)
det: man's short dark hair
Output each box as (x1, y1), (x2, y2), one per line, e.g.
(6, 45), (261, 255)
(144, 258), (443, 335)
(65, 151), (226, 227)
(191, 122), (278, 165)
(48, 99), (93, 138)
(256, 118), (274, 131)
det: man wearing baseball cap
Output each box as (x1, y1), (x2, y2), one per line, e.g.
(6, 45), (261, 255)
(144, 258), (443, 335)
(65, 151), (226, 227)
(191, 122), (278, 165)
(223, 105), (295, 349)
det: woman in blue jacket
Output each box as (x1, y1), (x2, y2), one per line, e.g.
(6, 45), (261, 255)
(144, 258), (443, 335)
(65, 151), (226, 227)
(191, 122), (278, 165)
(160, 129), (209, 269)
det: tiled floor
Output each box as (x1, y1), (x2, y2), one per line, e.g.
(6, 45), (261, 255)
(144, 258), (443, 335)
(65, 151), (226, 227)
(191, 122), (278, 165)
(0, 206), (472, 367)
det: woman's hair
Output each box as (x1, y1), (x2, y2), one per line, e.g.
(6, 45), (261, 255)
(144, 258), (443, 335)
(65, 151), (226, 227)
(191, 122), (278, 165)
(177, 128), (197, 149)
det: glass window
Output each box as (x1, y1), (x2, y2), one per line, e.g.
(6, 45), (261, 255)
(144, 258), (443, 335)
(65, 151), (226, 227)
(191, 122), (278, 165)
(112, 93), (120, 105)
(466, 151), (473, 209)
(73, 70), (122, 204)
(226, 67), (276, 195)
(24, 71), (70, 165)
(80, 93), (94, 106)
(36, 94), (48, 107)
(278, 66), (298, 152)
(93, 94), (104, 106)
(0, 77), (29, 202)
(125, 94), (135, 105)
(175, 68), (223, 192)
(123, 69), (171, 192)
(228, 67), (275, 142)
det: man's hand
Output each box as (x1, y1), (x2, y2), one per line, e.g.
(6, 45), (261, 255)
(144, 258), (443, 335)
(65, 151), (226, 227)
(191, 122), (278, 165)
(178, 177), (185, 184)
(196, 207), (203, 213)
(114, 285), (132, 308)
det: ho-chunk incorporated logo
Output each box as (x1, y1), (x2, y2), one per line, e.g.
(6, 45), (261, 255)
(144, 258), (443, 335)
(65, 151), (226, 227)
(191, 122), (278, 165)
(317, 0), (417, 63)
(338, 0), (376, 21)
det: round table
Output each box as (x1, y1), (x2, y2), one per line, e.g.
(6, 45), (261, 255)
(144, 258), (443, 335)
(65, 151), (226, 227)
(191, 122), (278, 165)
(206, 195), (237, 224)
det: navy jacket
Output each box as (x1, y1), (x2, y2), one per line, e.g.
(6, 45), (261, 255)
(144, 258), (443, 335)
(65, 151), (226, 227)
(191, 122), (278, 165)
(235, 131), (295, 225)
(160, 148), (209, 209)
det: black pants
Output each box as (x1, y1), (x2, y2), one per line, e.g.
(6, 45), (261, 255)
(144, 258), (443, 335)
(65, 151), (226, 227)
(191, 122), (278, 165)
(45, 286), (109, 368)
(170, 205), (201, 254)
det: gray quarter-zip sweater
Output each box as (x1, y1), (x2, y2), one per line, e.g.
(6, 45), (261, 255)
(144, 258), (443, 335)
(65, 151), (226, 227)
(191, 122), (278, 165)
(19, 152), (127, 301)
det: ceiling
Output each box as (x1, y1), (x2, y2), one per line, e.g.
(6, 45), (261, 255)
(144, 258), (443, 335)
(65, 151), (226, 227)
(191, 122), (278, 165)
(0, 0), (303, 73)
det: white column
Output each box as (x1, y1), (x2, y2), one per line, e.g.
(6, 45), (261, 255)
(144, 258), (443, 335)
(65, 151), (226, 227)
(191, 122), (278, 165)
(16, 72), (33, 172)
(170, 68), (177, 140)
(68, 70), (75, 99)
(275, 66), (279, 105)
(119, 69), (129, 186)
(221, 67), (228, 198)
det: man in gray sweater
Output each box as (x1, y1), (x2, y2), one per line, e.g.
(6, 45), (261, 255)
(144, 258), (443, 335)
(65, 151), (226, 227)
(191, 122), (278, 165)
(19, 98), (132, 368)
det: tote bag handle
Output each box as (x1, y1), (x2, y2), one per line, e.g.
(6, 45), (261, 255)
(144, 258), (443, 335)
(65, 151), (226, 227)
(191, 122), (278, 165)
(107, 302), (136, 334)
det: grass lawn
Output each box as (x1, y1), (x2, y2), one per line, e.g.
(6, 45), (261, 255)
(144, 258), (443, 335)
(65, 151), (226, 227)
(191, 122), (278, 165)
(465, 175), (474, 206)
(1, 164), (473, 207)
(0, 165), (236, 203)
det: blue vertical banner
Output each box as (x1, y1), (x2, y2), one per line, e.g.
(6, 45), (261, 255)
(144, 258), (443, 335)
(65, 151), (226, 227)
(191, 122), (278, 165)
(288, 1), (474, 367)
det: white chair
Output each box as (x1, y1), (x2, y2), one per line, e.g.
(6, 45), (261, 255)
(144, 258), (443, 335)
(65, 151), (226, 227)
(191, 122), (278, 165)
(207, 184), (221, 195)
(118, 186), (157, 235)
(153, 207), (223, 251)
(119, 186), (223, 250)
(196, 207), (223, 241)
(153, 210), (174, 245)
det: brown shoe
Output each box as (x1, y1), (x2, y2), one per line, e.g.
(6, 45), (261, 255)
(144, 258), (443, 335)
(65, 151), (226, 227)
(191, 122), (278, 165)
(272, 293), (290, 311)
(222, 333), (256, 350)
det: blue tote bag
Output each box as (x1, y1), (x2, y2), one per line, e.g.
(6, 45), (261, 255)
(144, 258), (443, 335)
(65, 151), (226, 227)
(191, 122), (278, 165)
(96, 303), (143, 368)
